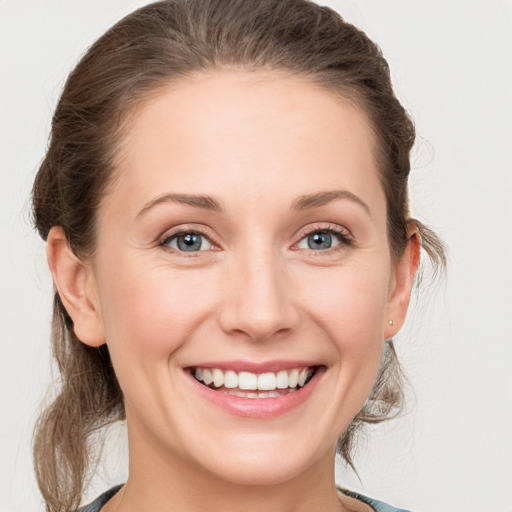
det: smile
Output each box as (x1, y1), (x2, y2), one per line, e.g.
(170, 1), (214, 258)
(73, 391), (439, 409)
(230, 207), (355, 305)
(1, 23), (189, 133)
(185, 361), (324, 418)
(192, 366), (317, 398)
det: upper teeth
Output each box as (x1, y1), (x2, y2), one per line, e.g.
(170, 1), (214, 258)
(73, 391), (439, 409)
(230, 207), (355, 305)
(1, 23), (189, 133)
(193, 367), (314, 391)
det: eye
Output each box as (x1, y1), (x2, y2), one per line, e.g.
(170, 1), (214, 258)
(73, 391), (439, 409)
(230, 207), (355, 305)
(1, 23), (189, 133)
(161, 231), (213, 252)
(295, 227), (351, 251)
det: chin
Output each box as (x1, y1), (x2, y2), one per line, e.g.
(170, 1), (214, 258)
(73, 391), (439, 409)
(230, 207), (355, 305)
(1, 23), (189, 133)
(188, 431), (331, 487)
(204, 454), (310, 487)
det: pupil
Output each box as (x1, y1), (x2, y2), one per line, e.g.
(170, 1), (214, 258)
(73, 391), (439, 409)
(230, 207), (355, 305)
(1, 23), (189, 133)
(178, 233), (201, 251)
(308, 232), (331, 250)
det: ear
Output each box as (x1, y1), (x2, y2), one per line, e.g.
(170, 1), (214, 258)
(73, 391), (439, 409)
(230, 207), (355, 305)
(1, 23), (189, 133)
(385, 224), (421, 339)
(46, 226), (105, 347)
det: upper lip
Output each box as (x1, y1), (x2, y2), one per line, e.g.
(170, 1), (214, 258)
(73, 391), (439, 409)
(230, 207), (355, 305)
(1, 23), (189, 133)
(184, 360), (323, 373)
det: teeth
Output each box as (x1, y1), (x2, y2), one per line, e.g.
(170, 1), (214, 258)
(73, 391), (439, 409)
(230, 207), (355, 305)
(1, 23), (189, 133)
(192, 366), (316, 393)
(257, 372), (276, 390)
(298, 369), (308, 387)
(288, 369), (299, 388)
(276, 370), (289, 389)
(224, 370), (238, 389)
(238, 372), (258, 390)
(202, 368), (213, 385)
(212, 368), (224, 387)
(224, 389), (294, 398)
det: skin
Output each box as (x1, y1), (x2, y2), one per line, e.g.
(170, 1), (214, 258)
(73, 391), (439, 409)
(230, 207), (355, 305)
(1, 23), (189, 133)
(47, 71), (420, 512)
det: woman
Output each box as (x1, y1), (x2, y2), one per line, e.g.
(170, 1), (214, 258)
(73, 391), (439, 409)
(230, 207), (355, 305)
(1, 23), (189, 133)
(32, 0), (445, 511)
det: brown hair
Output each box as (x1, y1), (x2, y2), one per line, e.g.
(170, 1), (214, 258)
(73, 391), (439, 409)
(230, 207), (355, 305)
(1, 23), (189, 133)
(32, 1), (445, 510)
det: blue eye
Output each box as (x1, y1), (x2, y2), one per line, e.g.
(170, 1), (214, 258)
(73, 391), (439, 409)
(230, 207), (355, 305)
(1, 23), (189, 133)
(162, 232), (213, 252)
(308, 232), (335, 250)
(296, 228), (349, 251)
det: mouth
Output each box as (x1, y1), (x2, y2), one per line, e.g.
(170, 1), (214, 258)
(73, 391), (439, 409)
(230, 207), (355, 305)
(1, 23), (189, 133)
(189, 365), (320, 399)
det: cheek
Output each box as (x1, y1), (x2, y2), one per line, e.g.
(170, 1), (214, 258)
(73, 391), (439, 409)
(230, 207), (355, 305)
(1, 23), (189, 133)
(96, 259), (217, 360)
(293, 264), (391, 432)
(302, 264), (390, 347)
(299, 262), (390, 404)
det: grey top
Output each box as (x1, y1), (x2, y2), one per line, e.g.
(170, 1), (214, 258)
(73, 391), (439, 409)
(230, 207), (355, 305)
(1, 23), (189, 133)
(79, 486), (122, 512)
(341, 488), (412, 512)
(78, 485), (412, 512)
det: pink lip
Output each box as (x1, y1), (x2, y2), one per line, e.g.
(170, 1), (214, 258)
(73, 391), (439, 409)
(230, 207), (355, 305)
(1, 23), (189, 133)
(184, 365), (324, 419)
(185, 359), (321, 373)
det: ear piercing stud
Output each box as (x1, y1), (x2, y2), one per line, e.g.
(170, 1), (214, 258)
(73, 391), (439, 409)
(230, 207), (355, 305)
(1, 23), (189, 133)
(388, 320), (393, 326)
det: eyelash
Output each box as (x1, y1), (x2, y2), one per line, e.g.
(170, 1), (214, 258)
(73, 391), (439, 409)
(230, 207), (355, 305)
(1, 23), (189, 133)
(158, 227), (216, 255)
(158, 224), (353, 255)
(293, 224), (353, 252)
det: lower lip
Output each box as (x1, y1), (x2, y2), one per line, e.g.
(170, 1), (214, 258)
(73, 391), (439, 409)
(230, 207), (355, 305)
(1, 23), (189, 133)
(185, 368), (323, 419)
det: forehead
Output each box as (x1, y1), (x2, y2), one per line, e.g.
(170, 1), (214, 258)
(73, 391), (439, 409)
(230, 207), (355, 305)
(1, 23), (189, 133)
(109, 71), (383, 217)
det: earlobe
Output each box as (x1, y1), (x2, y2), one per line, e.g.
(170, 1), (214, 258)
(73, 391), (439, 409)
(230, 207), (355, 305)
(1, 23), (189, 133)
(385, 225), (421, 338)
(46, 226), (105, 347)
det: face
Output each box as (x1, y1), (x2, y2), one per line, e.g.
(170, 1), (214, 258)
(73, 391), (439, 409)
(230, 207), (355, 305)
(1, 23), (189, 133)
(62, 71), (416, 486)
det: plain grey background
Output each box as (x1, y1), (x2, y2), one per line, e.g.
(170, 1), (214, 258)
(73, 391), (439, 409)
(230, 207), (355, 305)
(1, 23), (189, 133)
(1, 1), (511, 511)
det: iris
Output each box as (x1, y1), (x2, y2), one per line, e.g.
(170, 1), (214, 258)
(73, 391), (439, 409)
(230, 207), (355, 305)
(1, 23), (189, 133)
(177, 233), (203, 251)
(308, 232), (333, 250)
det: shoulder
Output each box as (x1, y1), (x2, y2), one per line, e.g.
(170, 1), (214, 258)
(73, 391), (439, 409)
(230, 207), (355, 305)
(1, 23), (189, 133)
(78, 485), (123, 512)
(339, 487), (413, 512)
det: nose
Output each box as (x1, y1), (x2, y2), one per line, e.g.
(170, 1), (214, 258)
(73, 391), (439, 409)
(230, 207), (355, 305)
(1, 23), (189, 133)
(218, 247), (300, 342)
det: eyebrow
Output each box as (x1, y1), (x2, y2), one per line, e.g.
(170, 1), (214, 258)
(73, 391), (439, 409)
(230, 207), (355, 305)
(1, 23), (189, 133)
(136, 189), (370, 218)
(136, 193), (224, 218)
(292, 190), (371, 215)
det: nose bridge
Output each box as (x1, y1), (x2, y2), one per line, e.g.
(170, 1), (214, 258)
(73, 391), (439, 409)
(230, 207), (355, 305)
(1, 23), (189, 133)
(220, 240), (298, 341)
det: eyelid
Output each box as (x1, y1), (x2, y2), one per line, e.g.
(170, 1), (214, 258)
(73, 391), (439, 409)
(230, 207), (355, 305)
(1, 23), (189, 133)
(292, 223), (353, 251)
(157, 224), (220, 251)
(156, 222), (352, 253)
